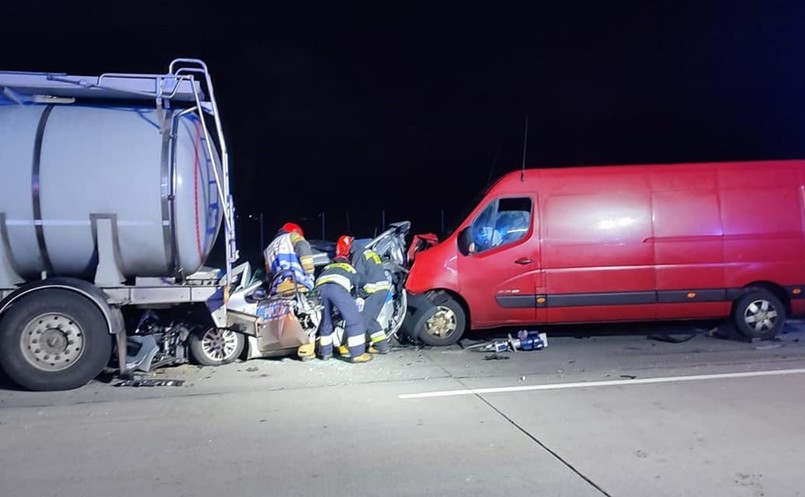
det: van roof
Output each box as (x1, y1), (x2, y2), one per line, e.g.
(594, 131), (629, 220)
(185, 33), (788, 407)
(496, 159), (805, 186)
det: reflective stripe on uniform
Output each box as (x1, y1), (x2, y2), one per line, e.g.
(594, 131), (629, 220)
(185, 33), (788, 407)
(364, 251), (382, 264)
(317, 335), (333, 346)
(328, 262), (356, 273)
(364, 281), (391, 293)
(316, 273), (352, 291)
(370, 330), (388, 343)
(299, 254), (315, 273)
(347, 334), (366, 347)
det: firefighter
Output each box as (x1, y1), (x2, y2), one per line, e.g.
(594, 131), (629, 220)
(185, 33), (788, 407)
(337, 235), (392, 354)
(263, 222), (315, 294)
(314, 253), (373, 363)
(263, 222), (317, 360)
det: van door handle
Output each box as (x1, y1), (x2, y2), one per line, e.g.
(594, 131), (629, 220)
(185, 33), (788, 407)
(515, 258), (533, 265)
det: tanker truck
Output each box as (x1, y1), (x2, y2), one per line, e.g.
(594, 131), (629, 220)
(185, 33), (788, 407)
(0, 58), (281, 391)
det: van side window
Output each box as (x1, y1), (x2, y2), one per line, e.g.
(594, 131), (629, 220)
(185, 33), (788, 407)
(470, 197), (532, 253)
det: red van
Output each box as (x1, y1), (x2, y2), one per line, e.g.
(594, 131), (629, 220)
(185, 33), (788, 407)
(402, 160), (805, 345)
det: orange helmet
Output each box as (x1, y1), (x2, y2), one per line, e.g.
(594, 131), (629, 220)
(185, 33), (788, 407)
(281, 222), (304, 237)
(336, 235), (354, 259)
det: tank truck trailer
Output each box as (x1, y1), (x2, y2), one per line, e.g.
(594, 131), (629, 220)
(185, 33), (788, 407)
(0, 58), (270, 391)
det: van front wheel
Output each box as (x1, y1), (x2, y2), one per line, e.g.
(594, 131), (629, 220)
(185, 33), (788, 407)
(412, 293), (466, 346)
(732, 288), (786, 340)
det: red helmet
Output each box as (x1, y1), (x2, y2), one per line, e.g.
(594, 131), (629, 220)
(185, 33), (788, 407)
(336, 235), (354, 259)
(282, 222), (304, 237)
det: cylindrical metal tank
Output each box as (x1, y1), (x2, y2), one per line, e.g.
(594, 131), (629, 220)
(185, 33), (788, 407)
(0, 104), (223, 280)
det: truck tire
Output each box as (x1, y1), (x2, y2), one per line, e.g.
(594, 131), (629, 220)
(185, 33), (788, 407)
(410, 292), (466, 346)
(0, 289), (112, 391)
(732, 288), (786, 340)
(188, 328), (244, 366)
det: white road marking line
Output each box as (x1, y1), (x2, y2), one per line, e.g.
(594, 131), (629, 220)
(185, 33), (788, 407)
(398, 368), (805, 399)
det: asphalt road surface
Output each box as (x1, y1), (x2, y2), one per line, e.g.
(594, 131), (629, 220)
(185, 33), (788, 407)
(1, 322), (804, 497)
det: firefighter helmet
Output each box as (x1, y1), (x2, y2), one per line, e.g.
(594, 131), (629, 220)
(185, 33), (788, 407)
(281, 222), (304, 237)
(336, 235), (354, 259)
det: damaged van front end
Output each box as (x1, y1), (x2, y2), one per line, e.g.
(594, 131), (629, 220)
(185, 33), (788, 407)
(401, 233), (468, 346)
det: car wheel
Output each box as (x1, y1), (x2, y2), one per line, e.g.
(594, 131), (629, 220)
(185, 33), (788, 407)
(189, 328), (245, 366)
(732, 288), (786, 340)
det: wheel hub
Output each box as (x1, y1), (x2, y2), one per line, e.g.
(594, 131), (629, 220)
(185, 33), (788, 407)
(745, 300), (777, 331)
(201, 329), (238, 360)
(426, 306), (456, 337)
(42, 329), (68, 351)
(21, 313), (85, 372)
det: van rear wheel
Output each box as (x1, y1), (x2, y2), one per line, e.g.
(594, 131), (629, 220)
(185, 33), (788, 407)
(411, 292), (466, 346)
(732, 288), (786, 340)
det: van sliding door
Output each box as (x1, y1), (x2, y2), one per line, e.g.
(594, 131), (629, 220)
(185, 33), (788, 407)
(542, 190), (655, 323)
(652, 185), (726, 319)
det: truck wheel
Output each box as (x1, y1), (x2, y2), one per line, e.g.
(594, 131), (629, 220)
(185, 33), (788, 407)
(0, 289), (112, 391)
(412, 293), (466, 346)
(188, 328), (244, 366)
(732, 288), (786, 340)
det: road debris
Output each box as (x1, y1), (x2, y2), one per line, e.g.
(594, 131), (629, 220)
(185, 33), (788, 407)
(754, 343), (783, 350)
(114, 378), (185, 387)
(648, 333), (698, 344)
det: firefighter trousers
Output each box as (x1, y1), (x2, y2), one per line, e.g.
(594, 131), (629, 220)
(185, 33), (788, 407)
(317, 283), (367, 358)
(362, 290), (390, 353)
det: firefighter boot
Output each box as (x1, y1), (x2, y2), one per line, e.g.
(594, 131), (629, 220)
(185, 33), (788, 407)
(297, 343), (316, 362)
(368, 330), (390, 354)
(349, 353), (373, 364)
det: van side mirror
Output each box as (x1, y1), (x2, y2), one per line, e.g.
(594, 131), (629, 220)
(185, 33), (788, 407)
(457, 227), (472, 256)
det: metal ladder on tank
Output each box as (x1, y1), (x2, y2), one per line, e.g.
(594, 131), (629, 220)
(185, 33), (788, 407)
(0, 58), (239, 296)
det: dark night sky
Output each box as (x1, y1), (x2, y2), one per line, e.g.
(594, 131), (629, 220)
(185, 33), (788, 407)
(3, 1), (805, 262)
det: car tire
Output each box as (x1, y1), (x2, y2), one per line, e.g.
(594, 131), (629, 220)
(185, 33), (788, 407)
(188, 328), (245, 366)
(732, 287), (786, 340)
